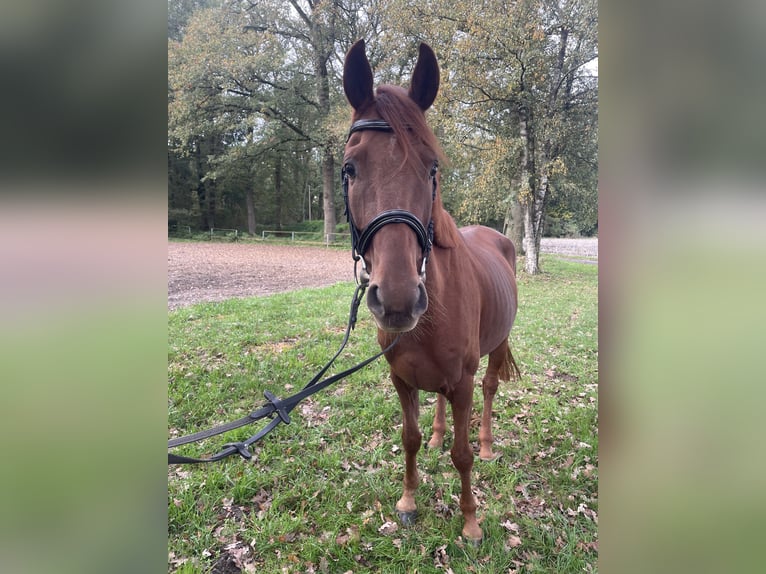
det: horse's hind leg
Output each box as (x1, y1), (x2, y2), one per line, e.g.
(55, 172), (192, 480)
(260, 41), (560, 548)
(391, 373), (421, 525)
(479, 339), (510, 461)
(449, 375), (483, 541)
(427, 394), (447, 449)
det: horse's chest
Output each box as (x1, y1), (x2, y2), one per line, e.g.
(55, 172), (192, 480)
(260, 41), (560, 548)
(388, 346), (477, 394)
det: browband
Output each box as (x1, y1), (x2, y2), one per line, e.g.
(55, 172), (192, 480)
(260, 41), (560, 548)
(346, 119), (394, 141)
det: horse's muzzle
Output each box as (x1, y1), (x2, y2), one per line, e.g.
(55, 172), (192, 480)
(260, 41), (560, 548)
(366, 280), (428, 333)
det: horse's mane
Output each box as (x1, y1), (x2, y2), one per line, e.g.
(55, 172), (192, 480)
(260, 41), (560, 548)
(368, 85), (460, 249)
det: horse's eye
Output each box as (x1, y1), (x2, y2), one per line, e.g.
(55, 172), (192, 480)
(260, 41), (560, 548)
(430, 162), (439, 178)
(343, 163), (356, 179)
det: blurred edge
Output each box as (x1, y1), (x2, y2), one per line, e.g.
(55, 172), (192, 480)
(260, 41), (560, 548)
(0, 2), (167, 574)
(601, 0), (766, 573)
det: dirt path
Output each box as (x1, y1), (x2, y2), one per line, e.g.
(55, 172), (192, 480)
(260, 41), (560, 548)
(168, 242), (354, 310)
(168, 238), (597, 310)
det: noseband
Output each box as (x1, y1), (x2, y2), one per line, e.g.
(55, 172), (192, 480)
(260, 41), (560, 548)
(342, 119), (438, 284)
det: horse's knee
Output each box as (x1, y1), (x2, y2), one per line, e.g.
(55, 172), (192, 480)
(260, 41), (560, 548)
(402, 426), (422, 453)
(450, 441), (474, 472)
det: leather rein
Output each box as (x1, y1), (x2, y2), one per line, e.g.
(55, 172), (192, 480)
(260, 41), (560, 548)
(168, 283), (398, 464)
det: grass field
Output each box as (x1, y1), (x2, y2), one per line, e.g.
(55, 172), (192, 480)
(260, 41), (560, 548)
(168, 255), (598, 573)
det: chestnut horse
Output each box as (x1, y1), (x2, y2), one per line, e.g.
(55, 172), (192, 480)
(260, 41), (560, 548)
(342, 40), (520, 542)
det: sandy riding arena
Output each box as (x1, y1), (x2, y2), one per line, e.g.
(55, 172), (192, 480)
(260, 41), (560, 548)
(168, 238), (597, 310)
(168, 242), (354, 310)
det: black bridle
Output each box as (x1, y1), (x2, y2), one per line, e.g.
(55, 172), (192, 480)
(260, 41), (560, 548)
(342, 119), (438, 283)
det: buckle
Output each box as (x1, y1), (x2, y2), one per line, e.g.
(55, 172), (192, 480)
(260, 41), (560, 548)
(263, 391), (291, 424)
(222, 442), (252, 460)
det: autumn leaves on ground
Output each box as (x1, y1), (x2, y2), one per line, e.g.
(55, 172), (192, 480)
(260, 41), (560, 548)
(168, 254), (598, 573)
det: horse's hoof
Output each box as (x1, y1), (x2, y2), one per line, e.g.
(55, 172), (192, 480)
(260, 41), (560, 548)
(462, 526), (483, 544)
(397, 510), (418, 526)
(479, 451), (502, 462)
(467, 535), (483, 547)
(426, 438), (444, 451)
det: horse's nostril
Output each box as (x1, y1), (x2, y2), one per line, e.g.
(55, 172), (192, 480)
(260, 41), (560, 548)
(367, 284), (384, 316)
(416, 282), (428, 315)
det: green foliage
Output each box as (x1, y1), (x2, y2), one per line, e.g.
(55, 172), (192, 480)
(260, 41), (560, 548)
(168, 1), (598, 241)
(378, 0), (598, 241)
(168, 2), (331, 232)
(168, 255), (598, 572)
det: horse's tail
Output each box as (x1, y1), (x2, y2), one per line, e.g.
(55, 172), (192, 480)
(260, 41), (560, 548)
(499, 343), (522, 382)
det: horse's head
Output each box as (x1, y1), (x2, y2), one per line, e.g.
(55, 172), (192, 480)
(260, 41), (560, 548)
(342, 40), (446, 333)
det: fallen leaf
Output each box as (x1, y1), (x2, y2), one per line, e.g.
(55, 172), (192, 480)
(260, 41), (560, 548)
(433, 544), (450, 569)
(500, 520), (520, 533)
(336, 531), (350, 546)
(378, 521), (399, 535)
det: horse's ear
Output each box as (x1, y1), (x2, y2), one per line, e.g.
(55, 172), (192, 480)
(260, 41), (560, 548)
(343, 39), (374, 111)
(409, 43), (440, 111)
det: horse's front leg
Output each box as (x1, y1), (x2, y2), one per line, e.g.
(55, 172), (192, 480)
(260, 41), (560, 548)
(450, 375), (483, 541)
(391, 372), (421, 525)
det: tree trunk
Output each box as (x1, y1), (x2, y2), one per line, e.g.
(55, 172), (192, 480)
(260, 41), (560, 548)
(523, 150), (551, 275)
(321, 144), (336, 241)
(518, 105), (541, 274)
(280, 0), (336, 240)
(534, 167), (549, 254)
(193, 138), (212, 230)
(206, 180), (216, 231)
(523, 203), (539, 275)
(503, 195), (524, 255)
(520, 24), (571, 275)
(274, 155), (283, 230)
(310, 5), (336, 242)
(194, 135), (218, 231)
(523, 25), (569, 274)
(245, 187), (256, 235)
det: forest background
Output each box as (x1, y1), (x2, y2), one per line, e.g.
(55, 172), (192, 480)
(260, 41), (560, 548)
(168, 0), (598, 274)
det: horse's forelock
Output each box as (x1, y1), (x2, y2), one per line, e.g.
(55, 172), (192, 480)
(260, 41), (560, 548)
(363, 85), (459, 249)
(373, 85), (446, 170)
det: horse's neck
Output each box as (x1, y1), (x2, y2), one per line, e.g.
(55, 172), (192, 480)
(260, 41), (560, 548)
(432, 203), (462, 250)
